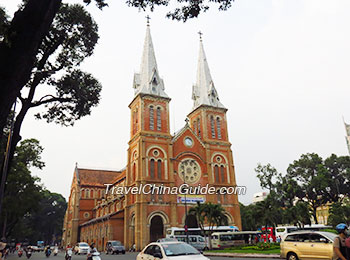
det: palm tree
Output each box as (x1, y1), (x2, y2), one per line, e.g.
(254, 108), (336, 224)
(203, 203), (227, 249)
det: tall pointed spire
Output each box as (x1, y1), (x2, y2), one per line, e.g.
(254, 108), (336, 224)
(192, 33), (225, 110)
(344, 117), (350, 155)
(133, 21), (168, 98)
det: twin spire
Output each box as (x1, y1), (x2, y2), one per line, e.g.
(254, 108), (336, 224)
(133, 23), (226, 111)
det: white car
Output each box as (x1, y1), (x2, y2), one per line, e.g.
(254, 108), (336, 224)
(74, 242), (90, 255)
(137, 241), (210, 260)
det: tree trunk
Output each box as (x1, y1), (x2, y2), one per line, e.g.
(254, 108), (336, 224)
(0, 0), (61, 141)
(312, 207), (318, 224)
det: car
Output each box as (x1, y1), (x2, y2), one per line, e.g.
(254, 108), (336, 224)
(30, 246), (39, 252)
(74, 242), (90, 255)
(156, 238), (178, 243)
(280, 230), (337, 260)
(137, 241), (210, 260)
(173, 235), (208, 251)
(105, 241), (125, 254)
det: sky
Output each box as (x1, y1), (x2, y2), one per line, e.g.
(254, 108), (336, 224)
(2, 0), (350, 205)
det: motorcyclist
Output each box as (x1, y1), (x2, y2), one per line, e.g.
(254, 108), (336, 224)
(87, 243), (97, 260)
(334, 223), (349, 260)
(65, 245), (72, 260)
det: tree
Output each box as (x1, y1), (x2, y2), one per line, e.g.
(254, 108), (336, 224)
(21, 190), (67, 244)
(0, 0), (236, 142)
(287, 153), (332, 224)
(7, 3), (101, 165)
(328, 201), (350, 227)
(204, 202), (227, 249)
(188, 201), (206, 237)
(0, 3), (101, 215)
(0, 138), (44, 238)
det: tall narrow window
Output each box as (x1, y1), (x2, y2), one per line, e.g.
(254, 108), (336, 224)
(194, 120), (197, 134)
(157, 107), (161, 130)
(214, 165), (219, 182)
(217, 117), (222, 139)
(220, 165), (225, 183)
(216, 191), (221, 203)
(197, 118), (201, 138)
(135, 109), (138, 133)
(132, 163), (136, 182)
(157, 160), (162, 179)
(86, 189), (90, 198)
(150, 159), (155, 178)
(149, 106), (154, 130)
(210, 116), (215, 138)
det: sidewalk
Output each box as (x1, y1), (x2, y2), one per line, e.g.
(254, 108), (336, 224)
(204, 252), (281, 258)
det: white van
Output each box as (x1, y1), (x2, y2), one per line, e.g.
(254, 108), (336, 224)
(173, 235), (208, 251)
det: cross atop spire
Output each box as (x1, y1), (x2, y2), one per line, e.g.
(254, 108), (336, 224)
(191, 35), (225, 111)
(146, 15), (151, 26)
(133, 24), (168, 98)
(198, 31), (203, 41)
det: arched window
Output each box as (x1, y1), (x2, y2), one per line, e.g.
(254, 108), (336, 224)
(150, 159), (155, 178)
(214, 165), (219, 182)
(220, 165), (225, 183)
(157, 160), (162, 179)
(157, 107), (161, 131)
(90, 189), (94, 198)
(149, 106), (154, 130)
(86, 189), (90, 198)
(194, 120), (197, 134)
(210, 116), (215, 138)
(197, 118), (201, 138)
(217, 117), (222, 139)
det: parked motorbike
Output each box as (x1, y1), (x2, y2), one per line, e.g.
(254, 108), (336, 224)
(53, 247), (58, 256)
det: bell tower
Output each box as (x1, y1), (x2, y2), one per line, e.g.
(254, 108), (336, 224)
(125, 21), (173, 250)
(188, 34), (242, 229)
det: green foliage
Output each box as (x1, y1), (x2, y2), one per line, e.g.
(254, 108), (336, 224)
(328, 201), (350, 227)
(188, 202), (227, 249)
(0, 138), (67, 243)
(253, 153), (350, 227)
(23, 3), (101, 127)
(1, 139), (44, 238)
(125, 0), (235, 21)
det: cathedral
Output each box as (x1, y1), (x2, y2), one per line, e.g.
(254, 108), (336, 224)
(62, 23), (242, 251)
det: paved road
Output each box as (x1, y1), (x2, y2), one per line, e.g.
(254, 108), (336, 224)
(6, 251), (277, 260)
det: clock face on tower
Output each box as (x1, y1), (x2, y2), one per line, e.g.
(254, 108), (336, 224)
(184, 137), (193, 147)
(178, 159), (201, 184)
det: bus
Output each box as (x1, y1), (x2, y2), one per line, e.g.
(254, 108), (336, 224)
(260, 226), (275, 242)
(211, 231), (261, 249)
(166, 226), (239, 238)
(275, 226), (298, 240)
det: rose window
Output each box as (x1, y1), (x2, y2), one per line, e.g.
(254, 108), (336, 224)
(178, 159), (201, 184)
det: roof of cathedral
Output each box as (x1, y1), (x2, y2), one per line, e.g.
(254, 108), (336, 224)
(133, 24), (168, 99)
(191, 38), (226, 111)
(76, 168), (121, 187)
(172, 121), (205, 148)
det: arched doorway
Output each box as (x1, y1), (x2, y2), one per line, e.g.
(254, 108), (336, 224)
(185, 215), (198, 228)
(150, 215), (164, 242)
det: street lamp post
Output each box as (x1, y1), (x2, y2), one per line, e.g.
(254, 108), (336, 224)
(182, 170), (189, 243)
(171, 157), (189, 243)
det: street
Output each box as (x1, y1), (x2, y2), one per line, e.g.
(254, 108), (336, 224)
(6, 251), (276, 260)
